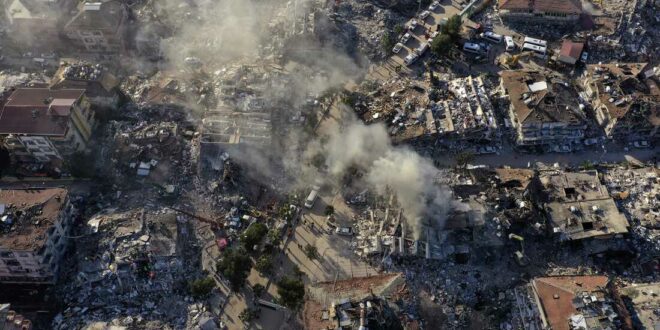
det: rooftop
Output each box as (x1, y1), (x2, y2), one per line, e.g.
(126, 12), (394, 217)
(583, 63), (659, 123)
(532, 276), (615, 330)
(559, 41), (584, 61)
(0, 188), (68, 251)
(501, 71), (586, 125)
(50, 61), (119, 98)
(65, 0), (125, 32)
(201, 110), (272, 146)
(499, 0), (582, 14)
(0, 88), (84, 136)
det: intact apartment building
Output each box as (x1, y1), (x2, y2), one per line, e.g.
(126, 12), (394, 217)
(0, 188), (75, 284)
(0, 88), (95, 164)
(498, 0), (582, 23)
(500, 71), (588, 150)
(580, 63), (659, 141)
(63, 1), (127, 54)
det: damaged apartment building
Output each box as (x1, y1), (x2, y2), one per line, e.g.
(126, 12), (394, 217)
(0, 88), (95, 164)
(580, 63), (659, 142)
(63, 1), (127, 56)
(500, 71), (588, 152)
(533, 170), (629, 241)
(0, 188), (75, 284)
(513, 275), (630, 330)
(430, 76), (499, 141)
(498, 0), (583, 24)
(50, 60), (120, 109)
(3, 0), (75, 51)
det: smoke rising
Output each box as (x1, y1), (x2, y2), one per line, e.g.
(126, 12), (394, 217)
(324, 115), (456, 240)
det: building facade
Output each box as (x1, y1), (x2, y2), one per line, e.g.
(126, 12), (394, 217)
(498, 0), (582, 23)
(0, 189), (75, 284)
(0, 88), (95, 164)
(63, 1), (127, 54)
(500, 71), (588, 150)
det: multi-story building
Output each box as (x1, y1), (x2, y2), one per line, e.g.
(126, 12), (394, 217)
(498, 0), (582, 23)
(580, 63), (659, 141)
(500, 71), (588, 150)
(0, 188), (75, 284)
(0, 88), (95, 164)
(4, 0), (62, 50)
(50, 60), (120, 109)
(63, 1), (127, 55)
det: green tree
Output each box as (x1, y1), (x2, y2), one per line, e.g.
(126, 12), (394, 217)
(239, 308), (259, 323)
(442, 15), (462, 39)
(266, 228), (282, 247)
(292, 265), (304, 278)
(324, 205), (335, 216)
(455, 151), (475, 169)
(255, 255), (273, 275)
(277, 276), (305, 310)
(304, 244), (319, 260)
(189, 277), (216, 299)
(252, 283), (265, 297)
(393, 24), (404, 36)
(381, 32), (394, 53)
(431, 33), (453, 57)
(241, 222), (268, 250)
(216, 248), (253, 291)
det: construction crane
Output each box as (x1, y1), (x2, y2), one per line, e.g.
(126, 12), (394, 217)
(166, 206), (223, 228)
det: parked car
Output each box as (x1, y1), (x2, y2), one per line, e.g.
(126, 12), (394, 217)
(580, 51), (589, 62)
(633, 140), (650, 148)
(429, 1), (440, 10)
(400, 33), (412, 44)
(392, 43), (404, 54)
(476, 146), (497, 154)
(419, 10), (431, 20)
(408, 20), (418, 31)
(504, 36), (515, 52)
(404, 53), (419, 66)
(336, 226), (354, 236)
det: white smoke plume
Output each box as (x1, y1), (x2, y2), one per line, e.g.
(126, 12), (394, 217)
(324, 116), (456, 240)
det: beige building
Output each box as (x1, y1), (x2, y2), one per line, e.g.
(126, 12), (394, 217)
(580, 63), (659, 141)
(0, 88), (95, 164)
(500, 71), (588, 150)
(498, 0), (582, 23)
(0, 188), (75, 284)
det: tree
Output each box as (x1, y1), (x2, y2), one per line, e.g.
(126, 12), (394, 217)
(255, 255), (273, 275)
(431, 33), (453, 57)
(216, 248), (253, 291)
(266, 228), (282, 247)
(441, 15), (462, 39)
(455, 151), (475, 169)
(189, 277), (216, 299)
(277, 276), (305, 310)
(292, 265), (304, 278)
(241, 222), (268, 250)
(252, 283), (265, 297)
(324, 205), (335, 216)
(239, 308), (259, 323)
(304, 244), (319, 260)
(381, 32), (394, 53)
(393, 24), (404, 36)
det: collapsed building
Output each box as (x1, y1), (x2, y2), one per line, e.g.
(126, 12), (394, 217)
(497, 0), (582, 24)
(533, 170), (629, 241)
(0, 303), (33, 330)
(0, 88), (95, 164)
(500, 71), (588, 151)
(0, 188), (75, 284)
(430, 76), (499, 141)
(3, 0), (69, 50)
(49, 60), (120, 109)
(580, 63), (659, 141)
(54, 209), (204, 329)
(513, 276), (630, 330)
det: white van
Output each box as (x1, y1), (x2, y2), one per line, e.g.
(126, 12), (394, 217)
(481, 31), (503, 44)
(523, 36), (547, 48)
(463, 42), (483, 54)
(504, 36), (515, 52)
(522, 43), (547, 59)
(304, 189), (318, 208)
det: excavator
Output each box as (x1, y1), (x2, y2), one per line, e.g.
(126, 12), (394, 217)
(499, 51), (534, 69)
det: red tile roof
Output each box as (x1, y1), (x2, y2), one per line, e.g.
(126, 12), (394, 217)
(560, 41), (584, 60)
(0, 88), (83, 136)
(533, 276), (609, 330)
(499, 0), (582, 14)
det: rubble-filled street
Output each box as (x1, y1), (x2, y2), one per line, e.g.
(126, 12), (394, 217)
(0, 0), (658, 329)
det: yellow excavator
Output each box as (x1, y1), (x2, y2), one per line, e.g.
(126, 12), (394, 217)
(501, 51), (534, 69)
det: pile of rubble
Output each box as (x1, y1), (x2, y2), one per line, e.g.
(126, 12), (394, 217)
(53, 209), (210, 330)
(62, 62), (105, 81)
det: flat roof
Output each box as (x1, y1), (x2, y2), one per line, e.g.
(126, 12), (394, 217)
(0, 188), (68, 251)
